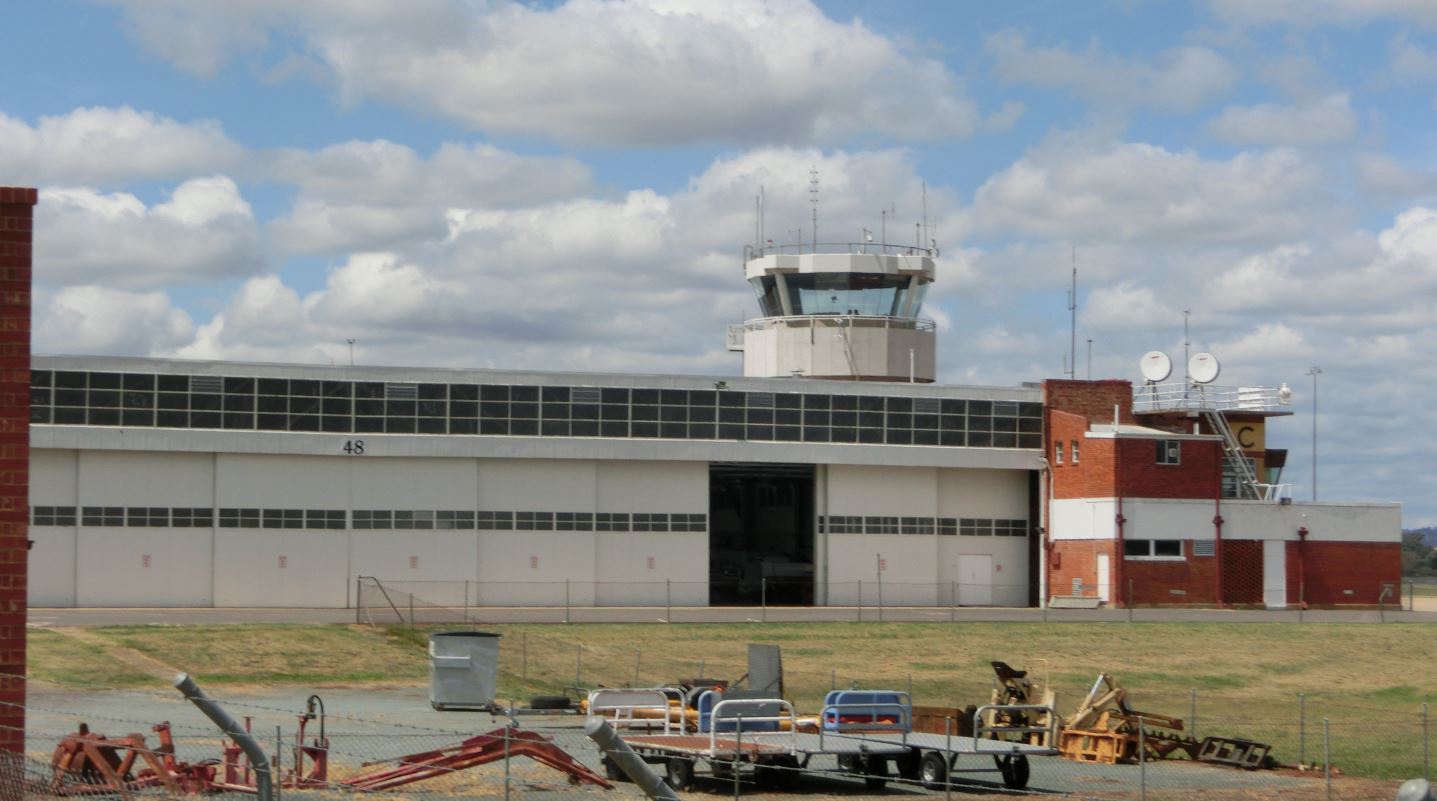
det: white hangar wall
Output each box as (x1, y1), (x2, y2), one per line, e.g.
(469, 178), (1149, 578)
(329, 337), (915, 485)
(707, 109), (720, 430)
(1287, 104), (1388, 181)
(821, 465), (1031, 607)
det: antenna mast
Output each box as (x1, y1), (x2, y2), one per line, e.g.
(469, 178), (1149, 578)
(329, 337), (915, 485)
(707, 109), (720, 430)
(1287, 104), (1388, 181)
(1183, 309), (1191, 383)
(1068, 247), (1077, 379)
(809, 166), (819, 251)
(759, 185), (766, 249)
(921, 182), (928, 251)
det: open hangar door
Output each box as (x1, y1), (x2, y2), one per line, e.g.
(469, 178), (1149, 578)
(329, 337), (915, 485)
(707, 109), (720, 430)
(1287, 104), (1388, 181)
(708, 463), (814, 605)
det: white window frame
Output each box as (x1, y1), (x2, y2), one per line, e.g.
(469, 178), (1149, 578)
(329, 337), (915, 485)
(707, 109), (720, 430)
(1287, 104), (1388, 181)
(1156, 439), (1181, 465)
(1054, 441), (1064, 465)
(1123, 538), (1186, 561)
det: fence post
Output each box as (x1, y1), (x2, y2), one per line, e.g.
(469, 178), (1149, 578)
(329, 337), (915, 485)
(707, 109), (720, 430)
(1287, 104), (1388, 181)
(1323, 718), (1331, 801)
(876, 554), (884, 623)
(950, 580), (957, 623)
(522, 631), (527, 680)
(1190, 689), (1197, 740)
(1414, 701), (1425, 776)
(857, 580), (863, 623)
(1298, 693), (1306, 766)
(634, 648), (641, 687)
(354, 577), (360, 624)
(274, 726), (282, 801)
(564, 579), (571, 624)
(944, 717), (953, 801)
(734, 715), (743, 801)
(503, 722), (512, 801)
(761, 577), (767, 623)
(1138, 717), (1146, 801)
(666, 579), (671, 623)
(1299, 580), (1305, 624)
(463, 580), (470, 624)
(575, 644), (582, 689)
(408, 595), (414, 628)
(1127, 578), (1134, 622)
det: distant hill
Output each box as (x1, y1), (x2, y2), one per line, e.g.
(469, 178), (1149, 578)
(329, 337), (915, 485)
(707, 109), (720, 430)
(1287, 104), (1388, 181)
(1409, 527), (1437, 547)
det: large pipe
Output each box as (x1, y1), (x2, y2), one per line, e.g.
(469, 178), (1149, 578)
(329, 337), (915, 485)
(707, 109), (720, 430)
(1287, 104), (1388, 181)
(584, 717), (679, 801)
(173, 673), (273, 801)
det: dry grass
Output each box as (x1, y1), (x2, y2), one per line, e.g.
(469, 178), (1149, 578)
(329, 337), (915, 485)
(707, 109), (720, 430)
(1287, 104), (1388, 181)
(25, 621), (1437, 779)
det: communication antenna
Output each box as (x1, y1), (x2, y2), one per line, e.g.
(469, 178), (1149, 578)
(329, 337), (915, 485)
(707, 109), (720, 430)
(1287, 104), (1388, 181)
(759, 185), (765, 250)
(1189, 352), (1221, 384)
(1183, 309), (1191, 382)
(921, 181), (928, 251)
(809, 166), (819, 250)
(1067, 247), (1077, 379)
(1139, 351), (1172, 383)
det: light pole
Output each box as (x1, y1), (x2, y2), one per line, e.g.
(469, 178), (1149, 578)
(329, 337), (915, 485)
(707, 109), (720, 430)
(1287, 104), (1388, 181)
(1305, 366), (1322, 501)
(346, 338), (356, 367)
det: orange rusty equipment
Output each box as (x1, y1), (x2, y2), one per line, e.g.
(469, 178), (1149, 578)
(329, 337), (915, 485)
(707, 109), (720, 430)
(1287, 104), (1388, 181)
(340, 727), (613, 792)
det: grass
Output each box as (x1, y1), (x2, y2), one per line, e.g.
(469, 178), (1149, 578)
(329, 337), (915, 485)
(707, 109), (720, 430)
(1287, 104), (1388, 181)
(27, 621), (1437, 779)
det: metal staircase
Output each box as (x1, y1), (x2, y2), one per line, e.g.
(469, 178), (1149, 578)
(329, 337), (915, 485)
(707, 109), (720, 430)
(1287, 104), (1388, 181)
(1202, 410), (1261, 500)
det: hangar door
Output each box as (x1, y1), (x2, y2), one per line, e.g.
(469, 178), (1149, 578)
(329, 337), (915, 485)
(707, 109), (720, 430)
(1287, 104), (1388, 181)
(709, 463), (814, 606)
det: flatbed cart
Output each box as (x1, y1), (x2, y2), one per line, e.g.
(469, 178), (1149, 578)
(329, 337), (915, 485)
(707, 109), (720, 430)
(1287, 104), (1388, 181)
(587, 689), (1055, 792)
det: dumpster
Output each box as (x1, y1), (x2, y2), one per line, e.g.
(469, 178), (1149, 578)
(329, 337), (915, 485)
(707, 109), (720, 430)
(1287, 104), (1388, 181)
(428, 631), (501, 711)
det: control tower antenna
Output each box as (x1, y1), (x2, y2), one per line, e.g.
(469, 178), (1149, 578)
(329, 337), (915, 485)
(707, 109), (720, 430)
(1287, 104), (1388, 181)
(809, 166), (819, 251)
(760, 184), (766, 249)
(922, 181), (928, 250)
(1068, 246), (1077, 379)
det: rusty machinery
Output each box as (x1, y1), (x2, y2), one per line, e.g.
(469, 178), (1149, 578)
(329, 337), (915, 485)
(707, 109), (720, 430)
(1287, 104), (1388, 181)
(1059, 673), (1273, 769)
(49, 695), (611, 797)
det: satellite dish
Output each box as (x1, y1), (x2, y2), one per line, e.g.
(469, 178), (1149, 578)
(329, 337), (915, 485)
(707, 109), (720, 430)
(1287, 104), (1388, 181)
(1189, 352), (1221, 384)
(1139, 351), (1172, 383)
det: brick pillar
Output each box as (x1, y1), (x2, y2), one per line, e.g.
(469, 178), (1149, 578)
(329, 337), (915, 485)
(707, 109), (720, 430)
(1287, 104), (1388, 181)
(0, 187), (34, 762)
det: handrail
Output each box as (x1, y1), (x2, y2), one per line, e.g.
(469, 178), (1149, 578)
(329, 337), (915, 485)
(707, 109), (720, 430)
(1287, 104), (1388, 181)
(743, 315), (936, 332)
(1132, 383), (1290, 414)
(707, 698), (797, 756)
(746, 242), (935, 259)
(587, 688), (679, 735)
(971, 704), (1059, 752)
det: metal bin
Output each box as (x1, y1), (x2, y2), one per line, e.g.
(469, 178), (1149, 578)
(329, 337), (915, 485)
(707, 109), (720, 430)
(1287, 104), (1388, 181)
(428, 631), (500, 711)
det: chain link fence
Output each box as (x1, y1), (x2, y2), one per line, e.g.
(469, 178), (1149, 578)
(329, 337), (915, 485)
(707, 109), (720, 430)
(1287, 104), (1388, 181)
(9, 661), (1430, 801)
(356, 577), (1425, 627)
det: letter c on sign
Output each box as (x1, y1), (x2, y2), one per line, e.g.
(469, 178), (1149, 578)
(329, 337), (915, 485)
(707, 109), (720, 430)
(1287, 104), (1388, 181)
(1236, 425), (1256, 449)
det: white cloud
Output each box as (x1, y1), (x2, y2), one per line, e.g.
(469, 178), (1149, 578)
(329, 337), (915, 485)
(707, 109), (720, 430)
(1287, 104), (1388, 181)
(966, 139), (1325, 246)
(0, 106), (241, 186)
(1080, 283), (1178, 331)
(35, 177), (265, 289)
(1355, 153), (1437, 197)
(985, 31), (1236, 112)
(105, 0), (983, 146)
(34, 286), (194, 355)
(1207, 94), (1358, 146)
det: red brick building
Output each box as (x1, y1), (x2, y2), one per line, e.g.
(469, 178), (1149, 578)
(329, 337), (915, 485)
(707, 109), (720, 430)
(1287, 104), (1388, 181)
(0, 187), (35, 757)
(1042, 378), (1401, 608)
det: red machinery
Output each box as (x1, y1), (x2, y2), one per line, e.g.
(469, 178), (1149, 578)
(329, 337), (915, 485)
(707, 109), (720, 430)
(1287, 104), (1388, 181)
(51, 695), (611, 796)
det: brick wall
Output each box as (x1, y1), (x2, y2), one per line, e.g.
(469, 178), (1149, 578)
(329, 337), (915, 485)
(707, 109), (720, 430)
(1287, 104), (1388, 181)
(1124, 541), (1220, 604)
(1286, 540), (1402, 606)
(1043, 379), (1136, 425)
(0, 187), (33, 757)
(1047, 540), (1116, 600)
(1116, 437), (1222, 499)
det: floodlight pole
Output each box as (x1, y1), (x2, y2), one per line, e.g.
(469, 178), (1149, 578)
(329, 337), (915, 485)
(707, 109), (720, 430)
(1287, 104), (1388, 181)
(1306, 366), (1322, 501)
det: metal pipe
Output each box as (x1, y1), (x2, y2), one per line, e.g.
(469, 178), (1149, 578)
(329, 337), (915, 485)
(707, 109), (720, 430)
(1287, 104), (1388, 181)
(583, 717), (679, 801)
(174, 673), (272, 801)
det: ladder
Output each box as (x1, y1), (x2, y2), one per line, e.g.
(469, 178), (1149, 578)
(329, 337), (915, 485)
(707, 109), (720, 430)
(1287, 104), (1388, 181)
(1202, 410), (1262, 500)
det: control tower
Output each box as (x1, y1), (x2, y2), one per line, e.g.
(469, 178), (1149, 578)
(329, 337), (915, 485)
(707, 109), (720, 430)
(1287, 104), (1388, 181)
(729, 244), (937, 382)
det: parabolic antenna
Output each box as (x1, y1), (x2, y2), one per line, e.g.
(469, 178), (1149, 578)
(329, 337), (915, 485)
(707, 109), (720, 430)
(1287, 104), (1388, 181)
(1139, 351), (1172, 383)
(1189, 352), (1221, 384)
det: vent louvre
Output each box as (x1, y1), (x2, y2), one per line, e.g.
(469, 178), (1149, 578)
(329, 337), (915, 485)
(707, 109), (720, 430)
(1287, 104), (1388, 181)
(190, 376), (223, 393)
(386, 383), (419, 400)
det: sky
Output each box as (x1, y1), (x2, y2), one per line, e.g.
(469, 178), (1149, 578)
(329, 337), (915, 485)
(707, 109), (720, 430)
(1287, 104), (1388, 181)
(3, 0), (1436, 526)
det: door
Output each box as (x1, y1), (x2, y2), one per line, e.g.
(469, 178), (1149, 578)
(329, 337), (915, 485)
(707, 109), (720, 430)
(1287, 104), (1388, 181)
(1096, 554), (1111, 603)
(957, 555), (993, 606)
(1262, 540), (1287, 609)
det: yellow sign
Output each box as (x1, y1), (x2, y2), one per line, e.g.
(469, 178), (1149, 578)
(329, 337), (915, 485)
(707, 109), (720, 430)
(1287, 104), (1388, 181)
(1231, 420), (1265, 452)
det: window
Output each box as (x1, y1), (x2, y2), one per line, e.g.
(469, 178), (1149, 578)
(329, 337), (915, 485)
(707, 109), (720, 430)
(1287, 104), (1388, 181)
(1123, 539), (1184, 559)
(1054, 441), (1064, 465)
(1157, 439), (1181, 465)
(1070, 440), (1079, 464)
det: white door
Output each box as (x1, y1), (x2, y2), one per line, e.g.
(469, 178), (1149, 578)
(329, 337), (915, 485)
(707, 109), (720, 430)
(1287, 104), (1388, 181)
(1262, 540), (1286, 609)
(957, 555), (993, 606)
(1096, 554), (1111, 603)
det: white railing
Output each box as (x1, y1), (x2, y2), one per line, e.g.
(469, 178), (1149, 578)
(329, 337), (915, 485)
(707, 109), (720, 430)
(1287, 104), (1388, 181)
(741, 315), (936, 333)
(745, 242), (935, 260)
(1132, 383), (1289, 414)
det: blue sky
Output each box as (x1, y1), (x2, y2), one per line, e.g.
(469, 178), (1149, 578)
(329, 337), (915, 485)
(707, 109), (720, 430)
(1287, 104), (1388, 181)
(3, 0), (1437, 525)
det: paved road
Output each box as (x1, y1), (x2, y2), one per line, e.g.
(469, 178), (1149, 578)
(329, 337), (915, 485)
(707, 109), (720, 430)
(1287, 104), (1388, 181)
(27, 604), (1437, 626)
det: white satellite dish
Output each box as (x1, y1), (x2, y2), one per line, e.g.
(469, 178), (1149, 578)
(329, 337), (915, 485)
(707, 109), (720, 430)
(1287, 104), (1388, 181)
(1189, 352), (1221, 384)
(1139, 351), (1172, 383)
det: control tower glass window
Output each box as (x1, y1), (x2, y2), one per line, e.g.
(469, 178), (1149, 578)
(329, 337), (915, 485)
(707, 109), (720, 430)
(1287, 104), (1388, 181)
(749, 273), (927, 318)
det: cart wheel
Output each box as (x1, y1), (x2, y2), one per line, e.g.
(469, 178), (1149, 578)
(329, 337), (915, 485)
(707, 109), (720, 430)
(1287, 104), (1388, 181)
(995, 753), (1030, 789)
(529, 695), (571, 710)
(757, 755), (800, 789)
(602, 756), (626, 782)
(919, 752), (948, 789)
(863, 755), (888, 790)
(431, 702), (445, 711)
(894, 748), (921, 780)
(665, 757), (695, 790)
(837, 754), (860, 775)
